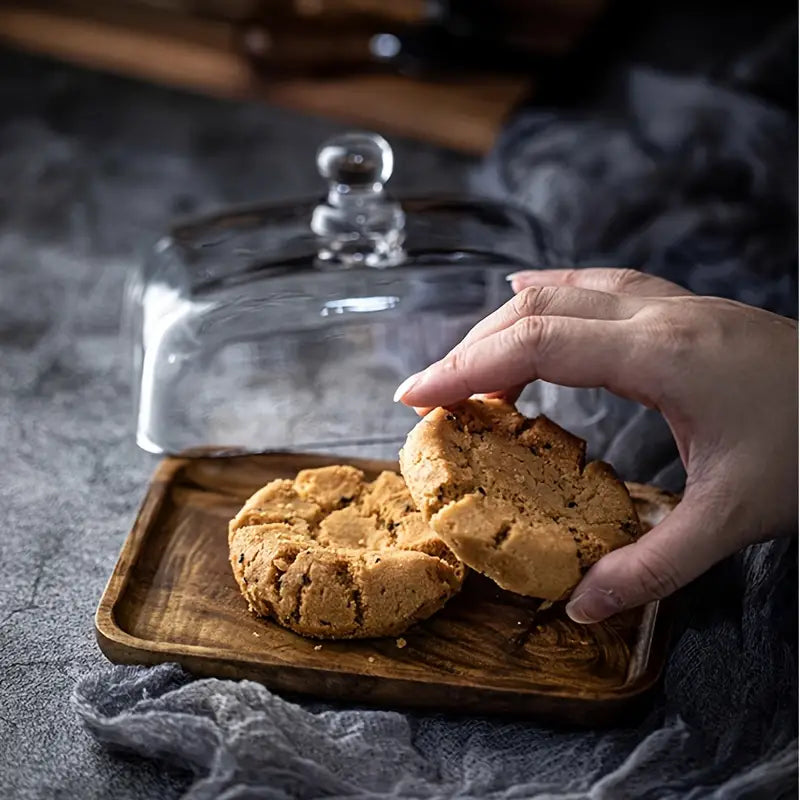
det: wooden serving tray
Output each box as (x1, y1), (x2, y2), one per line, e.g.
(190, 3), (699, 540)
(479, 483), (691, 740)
(96, 453), (677, 724)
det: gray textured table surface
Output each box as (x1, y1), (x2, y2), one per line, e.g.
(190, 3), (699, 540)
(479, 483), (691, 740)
(0, 49), (472, 799)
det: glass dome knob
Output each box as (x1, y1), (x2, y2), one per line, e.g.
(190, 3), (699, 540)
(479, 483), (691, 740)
(311, 131), (404, 268)
(316, 132), (394, 189)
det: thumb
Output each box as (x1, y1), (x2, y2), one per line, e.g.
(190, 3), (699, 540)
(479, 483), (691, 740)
(565, 486), (736, 623)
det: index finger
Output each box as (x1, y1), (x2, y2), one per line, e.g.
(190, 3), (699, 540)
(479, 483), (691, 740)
(458, 285), (640, 352)
(509, 268), (694, 298)
(398, 315), (655, 410)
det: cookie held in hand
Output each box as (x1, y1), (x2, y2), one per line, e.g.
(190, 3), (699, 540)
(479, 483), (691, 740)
(399, 399), (641, 601)
(229, 466), (465, 639)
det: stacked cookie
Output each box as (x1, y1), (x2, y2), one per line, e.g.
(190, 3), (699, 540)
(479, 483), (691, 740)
(229, 399), (642, 639)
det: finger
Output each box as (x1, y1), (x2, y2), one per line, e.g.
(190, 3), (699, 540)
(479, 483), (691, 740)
(396, 315), (652, 409)
(411, 386), (525, 417)
(565, 486), (738, 623)
(458, 285), (641, 351)
(394, 286), (643, 406)
(483, 384), (527, 404)
(509, 268), (693, 298)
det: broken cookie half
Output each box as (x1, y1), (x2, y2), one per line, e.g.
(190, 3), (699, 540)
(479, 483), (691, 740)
(399, 399), (641, 601)
(229, 465), (465, 639)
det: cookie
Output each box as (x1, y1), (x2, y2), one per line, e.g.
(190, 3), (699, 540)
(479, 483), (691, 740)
(399, 399), (641, 600)
(228, 465), (465, 639)
(626, 482), (680, 533)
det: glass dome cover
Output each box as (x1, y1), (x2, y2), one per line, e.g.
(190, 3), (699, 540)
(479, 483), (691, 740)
(126, 132), (545, 460)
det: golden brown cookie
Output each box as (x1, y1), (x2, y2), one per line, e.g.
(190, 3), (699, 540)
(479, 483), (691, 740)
(399, 399), (641, 600)
(228, 465), (465, 639)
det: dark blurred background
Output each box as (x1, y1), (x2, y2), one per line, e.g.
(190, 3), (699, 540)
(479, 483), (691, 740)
(0, 0), (795, 155)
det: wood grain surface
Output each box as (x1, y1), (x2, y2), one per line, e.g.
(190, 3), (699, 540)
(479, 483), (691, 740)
(96, 452), (678, 724)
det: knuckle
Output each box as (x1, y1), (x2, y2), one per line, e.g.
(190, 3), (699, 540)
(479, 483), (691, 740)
(632, 545), (683, 600)
(512, 315), (548, 353)
(560, 269), (585, 287)
(513, 285), (557, 318)
(698, 298), (742, 339)
(662, 316), (700, 355)
(444, 345), (471, 376)
(633, 301), (700, 357)
(610, 268), (647, 293)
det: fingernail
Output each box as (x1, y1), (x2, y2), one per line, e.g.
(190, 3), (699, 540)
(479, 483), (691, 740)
(393, 372), (423, 403)
(505, 270), (535, 283)
(565, 587), (625, 624)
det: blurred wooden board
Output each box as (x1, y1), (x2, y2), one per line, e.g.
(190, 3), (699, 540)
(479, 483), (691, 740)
(95, 451), (677, 724)
(0, 3), (532, 154)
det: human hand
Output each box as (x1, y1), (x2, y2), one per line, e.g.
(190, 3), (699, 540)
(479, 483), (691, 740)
(394, 268), (798, 623)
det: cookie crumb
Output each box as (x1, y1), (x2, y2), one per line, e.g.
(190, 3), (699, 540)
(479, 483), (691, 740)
(314, 644), (323, 651)
(252, 631), (260, 637)
(368, 656), (375, 663)
(396, 637), (407, 649)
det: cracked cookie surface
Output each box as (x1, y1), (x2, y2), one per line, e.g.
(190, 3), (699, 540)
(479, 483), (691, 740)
(399, 399), (641, 600)
(228, 466), (465, 639)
